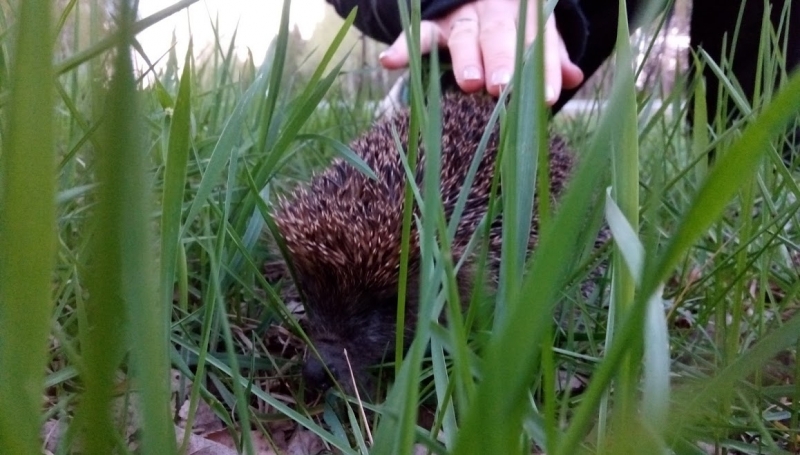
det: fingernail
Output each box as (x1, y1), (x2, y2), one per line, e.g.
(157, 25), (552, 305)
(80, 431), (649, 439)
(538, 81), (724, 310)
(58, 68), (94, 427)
(463, 66), (481, 81)
(545, 85), (557, 102)
(379, 49), (393, 60)
(491, 70), (511, 87)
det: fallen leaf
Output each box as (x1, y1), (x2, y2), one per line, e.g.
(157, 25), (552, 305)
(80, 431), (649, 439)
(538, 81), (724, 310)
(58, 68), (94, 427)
(286, 428), (325, 455)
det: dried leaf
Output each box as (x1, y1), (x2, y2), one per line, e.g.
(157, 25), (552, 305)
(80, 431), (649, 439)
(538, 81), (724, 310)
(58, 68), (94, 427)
(286, 428), (325, 455)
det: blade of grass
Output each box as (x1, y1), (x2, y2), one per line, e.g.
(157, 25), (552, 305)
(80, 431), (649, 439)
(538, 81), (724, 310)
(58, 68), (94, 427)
(107, 2), (176, 452)
(394, 0), (424, 382)
(642, 283), (669, 431)
(207, 14), (240, 134)
(252, 56), (352, 185)
(606, 0), (641, 425)
(257, 5), (357, 165)
(256, 0), (291, 153)
(0, 0), (56, 453)
(73, 1), (176, 452)
(179, 52), (270, 237)
(208, 216), (255, 455)
(690, 53), (709, 183)
(52, 0), (200, 76)
(295, 133), (377, 180)
(495, 0), (547, 326)
(159, 44), (195, 455)
(400, 27), (445, 455)
(177, 235), (220, 454)
(372, 1), (439, 453)
(160, 41), (193, 317)
(604, 188), (645, 284)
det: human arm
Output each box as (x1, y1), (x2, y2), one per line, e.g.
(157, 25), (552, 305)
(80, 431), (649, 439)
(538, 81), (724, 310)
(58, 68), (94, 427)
(326, 0), (590, 100)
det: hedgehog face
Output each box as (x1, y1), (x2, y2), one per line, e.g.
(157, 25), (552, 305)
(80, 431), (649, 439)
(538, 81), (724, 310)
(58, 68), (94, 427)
(301, 288), (416, 394)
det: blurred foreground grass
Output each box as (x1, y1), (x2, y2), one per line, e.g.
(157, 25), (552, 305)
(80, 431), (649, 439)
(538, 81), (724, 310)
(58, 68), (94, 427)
(0, 0), (799, 454)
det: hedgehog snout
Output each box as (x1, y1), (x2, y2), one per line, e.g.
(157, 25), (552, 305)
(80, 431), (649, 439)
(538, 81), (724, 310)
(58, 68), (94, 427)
(302, 341), (353, 392)
(302, 355), (337, 391)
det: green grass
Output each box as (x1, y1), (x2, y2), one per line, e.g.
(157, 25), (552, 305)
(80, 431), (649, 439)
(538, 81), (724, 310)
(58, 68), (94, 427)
(0, 0), (56, 453)
(0, 0), (799, 454)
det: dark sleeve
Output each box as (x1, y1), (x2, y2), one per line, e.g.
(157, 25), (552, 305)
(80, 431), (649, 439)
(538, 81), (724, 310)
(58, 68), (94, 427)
(326, 0), (589, 62)
(553, 0), (589, 63)
(325, 0), (469, 44)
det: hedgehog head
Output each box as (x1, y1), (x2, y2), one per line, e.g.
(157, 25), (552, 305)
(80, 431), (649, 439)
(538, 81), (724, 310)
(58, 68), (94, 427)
(273, 152), (420, 393)
(297, 282), (416, 394)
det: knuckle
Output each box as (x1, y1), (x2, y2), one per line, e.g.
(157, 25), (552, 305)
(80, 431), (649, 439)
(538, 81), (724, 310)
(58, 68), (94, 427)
(449, 22), (478, 38)
(482, 50), (517, 67)
(447, 28), (477, 46)
(480, 18), (516, 36)
(449, 16), (478, 29)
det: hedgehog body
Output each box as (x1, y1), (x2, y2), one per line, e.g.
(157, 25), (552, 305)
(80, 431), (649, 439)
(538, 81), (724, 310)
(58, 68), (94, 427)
(273, 92), (581, 393)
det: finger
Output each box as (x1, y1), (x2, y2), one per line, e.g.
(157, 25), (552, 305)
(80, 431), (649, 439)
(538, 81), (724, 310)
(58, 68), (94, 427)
(379, 21), (446, 70)
(558, 35), (584, 90)
(446, 8), (484, 92)
(478, 3), (520, 96)
(543, 17), (563, 104)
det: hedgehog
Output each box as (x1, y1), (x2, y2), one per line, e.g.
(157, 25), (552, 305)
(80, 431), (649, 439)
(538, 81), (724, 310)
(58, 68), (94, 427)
(270, 91), (596, 394)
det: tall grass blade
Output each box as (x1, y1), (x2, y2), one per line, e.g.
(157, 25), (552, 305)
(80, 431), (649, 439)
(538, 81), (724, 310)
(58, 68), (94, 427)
(372, 1), (432, 453)
(606, 0), (641, 422)
(0, 0), (55, 452)
(258, 0), (291, 150)
(77, 1), (175, 452)
(495, 0), (549, 324)
(179, 55), (269, 236)
(52, 0), (200, 77)
(210, 224), (255, 455)
(604, 188), (644, 284)
(393, 0), (425, 383)
(605, 188), (670, 433)
(690, 54), (709, 182)
(642, 284), (669, 431)
(295, 133), (377, 180)
(159, 42), (193, 314)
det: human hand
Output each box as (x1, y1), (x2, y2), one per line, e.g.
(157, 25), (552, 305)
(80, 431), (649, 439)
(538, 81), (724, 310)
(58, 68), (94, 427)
(378, 0), (584, 103)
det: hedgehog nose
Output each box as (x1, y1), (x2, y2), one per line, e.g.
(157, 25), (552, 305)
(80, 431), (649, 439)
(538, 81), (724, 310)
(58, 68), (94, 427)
(302, 356), (339, 391)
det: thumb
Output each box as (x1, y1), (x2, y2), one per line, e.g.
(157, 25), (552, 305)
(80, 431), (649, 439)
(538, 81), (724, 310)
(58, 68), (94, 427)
(379, 20), (445, 70)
